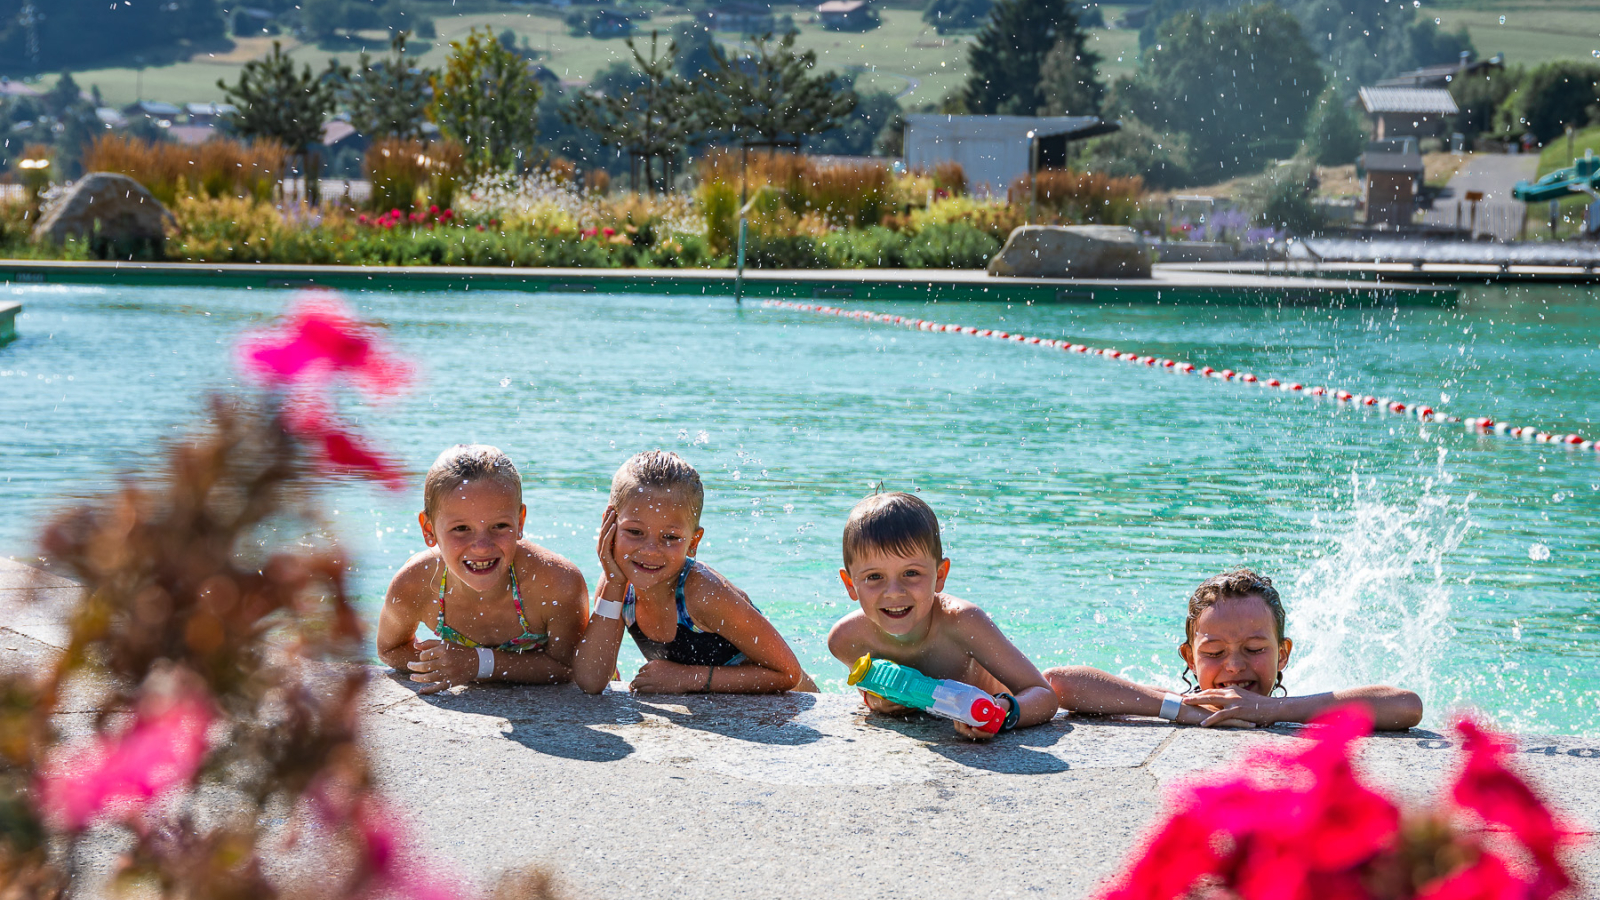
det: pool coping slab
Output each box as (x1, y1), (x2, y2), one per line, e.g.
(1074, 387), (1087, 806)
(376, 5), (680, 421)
(1, 563), (1594, 898)
(0, 259), (1459, 306)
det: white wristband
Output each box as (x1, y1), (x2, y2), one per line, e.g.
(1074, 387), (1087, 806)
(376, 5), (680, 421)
(475, 647), (494, 680)
(1158, 693), (1183, 721)
(593, 597), (624, 620)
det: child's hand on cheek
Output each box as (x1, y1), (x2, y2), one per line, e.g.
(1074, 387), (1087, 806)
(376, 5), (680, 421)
(596, 506), (627, 587)
(407, 639), (478, 695)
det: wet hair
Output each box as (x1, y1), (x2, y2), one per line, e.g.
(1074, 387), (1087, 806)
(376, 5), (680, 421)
(609, 451), (704, 524)
(841, 492), (943, 570)
(423, 445), (522, 516)
(1181, 568), (1289, 695)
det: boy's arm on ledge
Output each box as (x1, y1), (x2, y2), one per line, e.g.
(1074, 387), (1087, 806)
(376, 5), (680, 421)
(953, 605), (1056, 730)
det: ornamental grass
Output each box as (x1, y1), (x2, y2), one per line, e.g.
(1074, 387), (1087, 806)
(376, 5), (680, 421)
(82, 134), (285, 205)
(1008, 169), (1146, 225)
(365, 136), (467, 214)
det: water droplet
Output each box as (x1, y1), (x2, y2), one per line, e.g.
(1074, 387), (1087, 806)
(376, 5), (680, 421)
(1528, 543), (1551, 561)
(1498, 15), (1505, 23)
(499, 377), (510, 388)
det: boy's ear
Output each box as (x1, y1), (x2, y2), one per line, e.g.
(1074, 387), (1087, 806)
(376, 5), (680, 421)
(418, 511), (437, 547)
(839, 568), (859, 601)
(934, 557), (950, 591)
(1277, 637), (1293, 672)
(687, 526), (705, 557)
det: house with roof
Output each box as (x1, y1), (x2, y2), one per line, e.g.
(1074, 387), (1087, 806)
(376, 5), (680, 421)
(1361, 137), (1425, 229)
(700, 1), (775, 34)
(903, 114), (1121, 198)
(1358, 86), (1458, 141)
(818, 0), (876, 31)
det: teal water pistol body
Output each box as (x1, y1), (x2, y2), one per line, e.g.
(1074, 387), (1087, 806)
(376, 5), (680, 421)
(848, 655), (1006, 734)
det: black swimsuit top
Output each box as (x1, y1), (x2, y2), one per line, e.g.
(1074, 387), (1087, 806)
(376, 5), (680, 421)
(622, 558), (749, 667)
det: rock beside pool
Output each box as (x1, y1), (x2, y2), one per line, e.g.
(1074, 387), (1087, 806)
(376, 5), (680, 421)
(988, 225), (1153, 279)
(33, 172), (174, 258)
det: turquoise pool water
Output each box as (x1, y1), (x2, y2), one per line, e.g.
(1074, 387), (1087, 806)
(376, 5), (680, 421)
(2, 283), (1597, 735)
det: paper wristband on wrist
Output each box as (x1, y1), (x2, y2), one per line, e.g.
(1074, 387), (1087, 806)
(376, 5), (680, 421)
(998, 692), (1021, 731)
(475, 647), (494, 680)
(593, 597), (623, 620)
(1159, 692), (1183, 721)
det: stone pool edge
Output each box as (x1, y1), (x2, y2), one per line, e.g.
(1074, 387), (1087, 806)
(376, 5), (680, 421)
(0, 259), (1458, 307)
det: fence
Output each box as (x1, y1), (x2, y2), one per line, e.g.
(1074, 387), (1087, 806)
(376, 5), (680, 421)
(1419, 199), (1527, 241)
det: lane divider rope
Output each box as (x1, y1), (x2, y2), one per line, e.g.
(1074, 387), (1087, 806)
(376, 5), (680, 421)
(762, 300), (1598, 454)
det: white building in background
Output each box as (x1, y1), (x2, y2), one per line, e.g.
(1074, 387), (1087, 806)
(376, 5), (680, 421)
(903, 114), (1119, 198)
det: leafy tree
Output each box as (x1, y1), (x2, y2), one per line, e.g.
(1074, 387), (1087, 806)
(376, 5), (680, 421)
(1077, 115), (1191, 188)
(1036, 28), (1103, 115)
(340, 30), (434, 140)
(563, 31), (695, 192)
(1304, 90), (1364, 166)
(1135, 0), (1472, 87)
(219, 41), (341, 203)
(430, 27), (544, 176)
(963, 0), (1090, 115)
(671, 21), (719, 80)
(1449, 65), (1519, 146)
(1507, 62), (1600, 144)
(1129, 4), (1325, 179)
(923, 0), (993, 35)
(0, 0), (224, 75)
(697, 31), (856, 146)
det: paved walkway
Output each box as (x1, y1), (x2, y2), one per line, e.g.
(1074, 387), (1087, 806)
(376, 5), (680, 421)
(1422, 153), (1540, 240)
(3, 558), (1596, 899)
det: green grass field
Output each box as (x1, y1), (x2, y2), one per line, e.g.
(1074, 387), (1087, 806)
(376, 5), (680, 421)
(1537, 124), (1600, 176)
(1431, 5), (1600, 68)
(32, 6), (1146, 111)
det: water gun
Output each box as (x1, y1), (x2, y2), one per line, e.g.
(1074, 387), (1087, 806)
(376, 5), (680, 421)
(848, 654), (1007, 734)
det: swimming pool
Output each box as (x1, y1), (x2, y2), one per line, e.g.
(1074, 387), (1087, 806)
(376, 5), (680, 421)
(3, 282), (1597, 735)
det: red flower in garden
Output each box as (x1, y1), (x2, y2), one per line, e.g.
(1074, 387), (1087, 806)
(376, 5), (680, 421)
(238, 293), (411, 489)
(440, 209), (453, 220)
(358, 213), (369, 225)
(428, 204), (439, 215)
(602, 226), (616, 237)
(38, 686), (214, 830)
(476, 224), (485, 231)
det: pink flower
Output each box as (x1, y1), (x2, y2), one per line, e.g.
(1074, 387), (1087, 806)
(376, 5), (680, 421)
(602, 226), (616, 237)
(476, 224), (485, 232)
(239, 293), (410, 399)
(38, 688), (214, 830)
(1450, 718), (1576, 900)
(428, 204), (440, 215)
(390, 208), (402, 218)
(1417, 853), (1524, 900)
(239, 294), (412, 489)
(441, 209), (453, 220)
(358, 213), (369, 225)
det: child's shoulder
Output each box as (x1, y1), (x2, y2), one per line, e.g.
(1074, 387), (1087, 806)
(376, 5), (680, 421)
(934, 594), (1000, 634)
(389, 549), (441, 592)
(682, 561), (749, 608)
(513, 540), (585, 591)
(826, 608), (875, 657)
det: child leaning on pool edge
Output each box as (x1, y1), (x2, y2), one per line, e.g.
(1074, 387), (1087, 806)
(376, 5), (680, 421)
(827, 492), (1058, 741)
(572, 450), (813, 694)
(1045, 569), (1423, 730)
(376, 445), (589, 694)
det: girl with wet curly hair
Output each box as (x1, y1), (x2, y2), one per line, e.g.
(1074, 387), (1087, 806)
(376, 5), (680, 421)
(1044, 569), (1423, 731)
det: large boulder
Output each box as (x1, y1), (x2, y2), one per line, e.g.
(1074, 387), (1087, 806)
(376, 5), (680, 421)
(33, 172), (174, 258)
(988, 225), (1153, 278)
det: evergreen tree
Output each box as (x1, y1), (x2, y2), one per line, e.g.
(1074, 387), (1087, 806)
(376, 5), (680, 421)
(340, 30), (434, 141)
(963, 0), (1087, 115)
(696, 31), (856, 146)
(429, 27), (543, 176)
(219, 41), (341, 203)
(563, 31), (695, 192)
(922, 0), (993, 35)
(1036, 29), (1103, 115)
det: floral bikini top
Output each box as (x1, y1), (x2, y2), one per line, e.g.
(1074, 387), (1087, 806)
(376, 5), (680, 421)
(435, 563), (548, 653)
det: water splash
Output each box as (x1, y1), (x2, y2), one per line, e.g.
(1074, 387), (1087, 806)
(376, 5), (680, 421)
(1285, 466), (1473, 726)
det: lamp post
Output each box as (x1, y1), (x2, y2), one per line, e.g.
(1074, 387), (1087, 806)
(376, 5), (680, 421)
(1027, 129), (1039, 225)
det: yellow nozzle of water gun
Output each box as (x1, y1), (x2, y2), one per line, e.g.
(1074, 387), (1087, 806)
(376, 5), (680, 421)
(847, 654), (874, 686)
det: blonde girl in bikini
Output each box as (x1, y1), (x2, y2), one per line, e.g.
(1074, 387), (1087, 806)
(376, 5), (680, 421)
(378, 445), (589, 694)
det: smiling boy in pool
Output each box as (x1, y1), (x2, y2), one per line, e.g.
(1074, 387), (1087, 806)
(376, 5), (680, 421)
(1046, 569), (1423, 729)
(827, 492), (1058, 740)
(377, 445), (590, 694)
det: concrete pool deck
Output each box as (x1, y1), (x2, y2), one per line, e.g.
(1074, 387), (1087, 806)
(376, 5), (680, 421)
(2, 557), (1595, 899)
(0, 259), (1458, 306)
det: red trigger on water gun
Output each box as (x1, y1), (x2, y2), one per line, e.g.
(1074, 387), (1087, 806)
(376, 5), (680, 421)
(971, 698), (1005, 734)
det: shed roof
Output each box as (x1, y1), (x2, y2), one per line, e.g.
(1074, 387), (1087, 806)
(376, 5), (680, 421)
(1358, 86), (1458, 116)
(817, 0), (867, 11)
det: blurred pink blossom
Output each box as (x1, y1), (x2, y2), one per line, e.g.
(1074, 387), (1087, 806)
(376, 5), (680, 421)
(38, 688), (214, 831)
